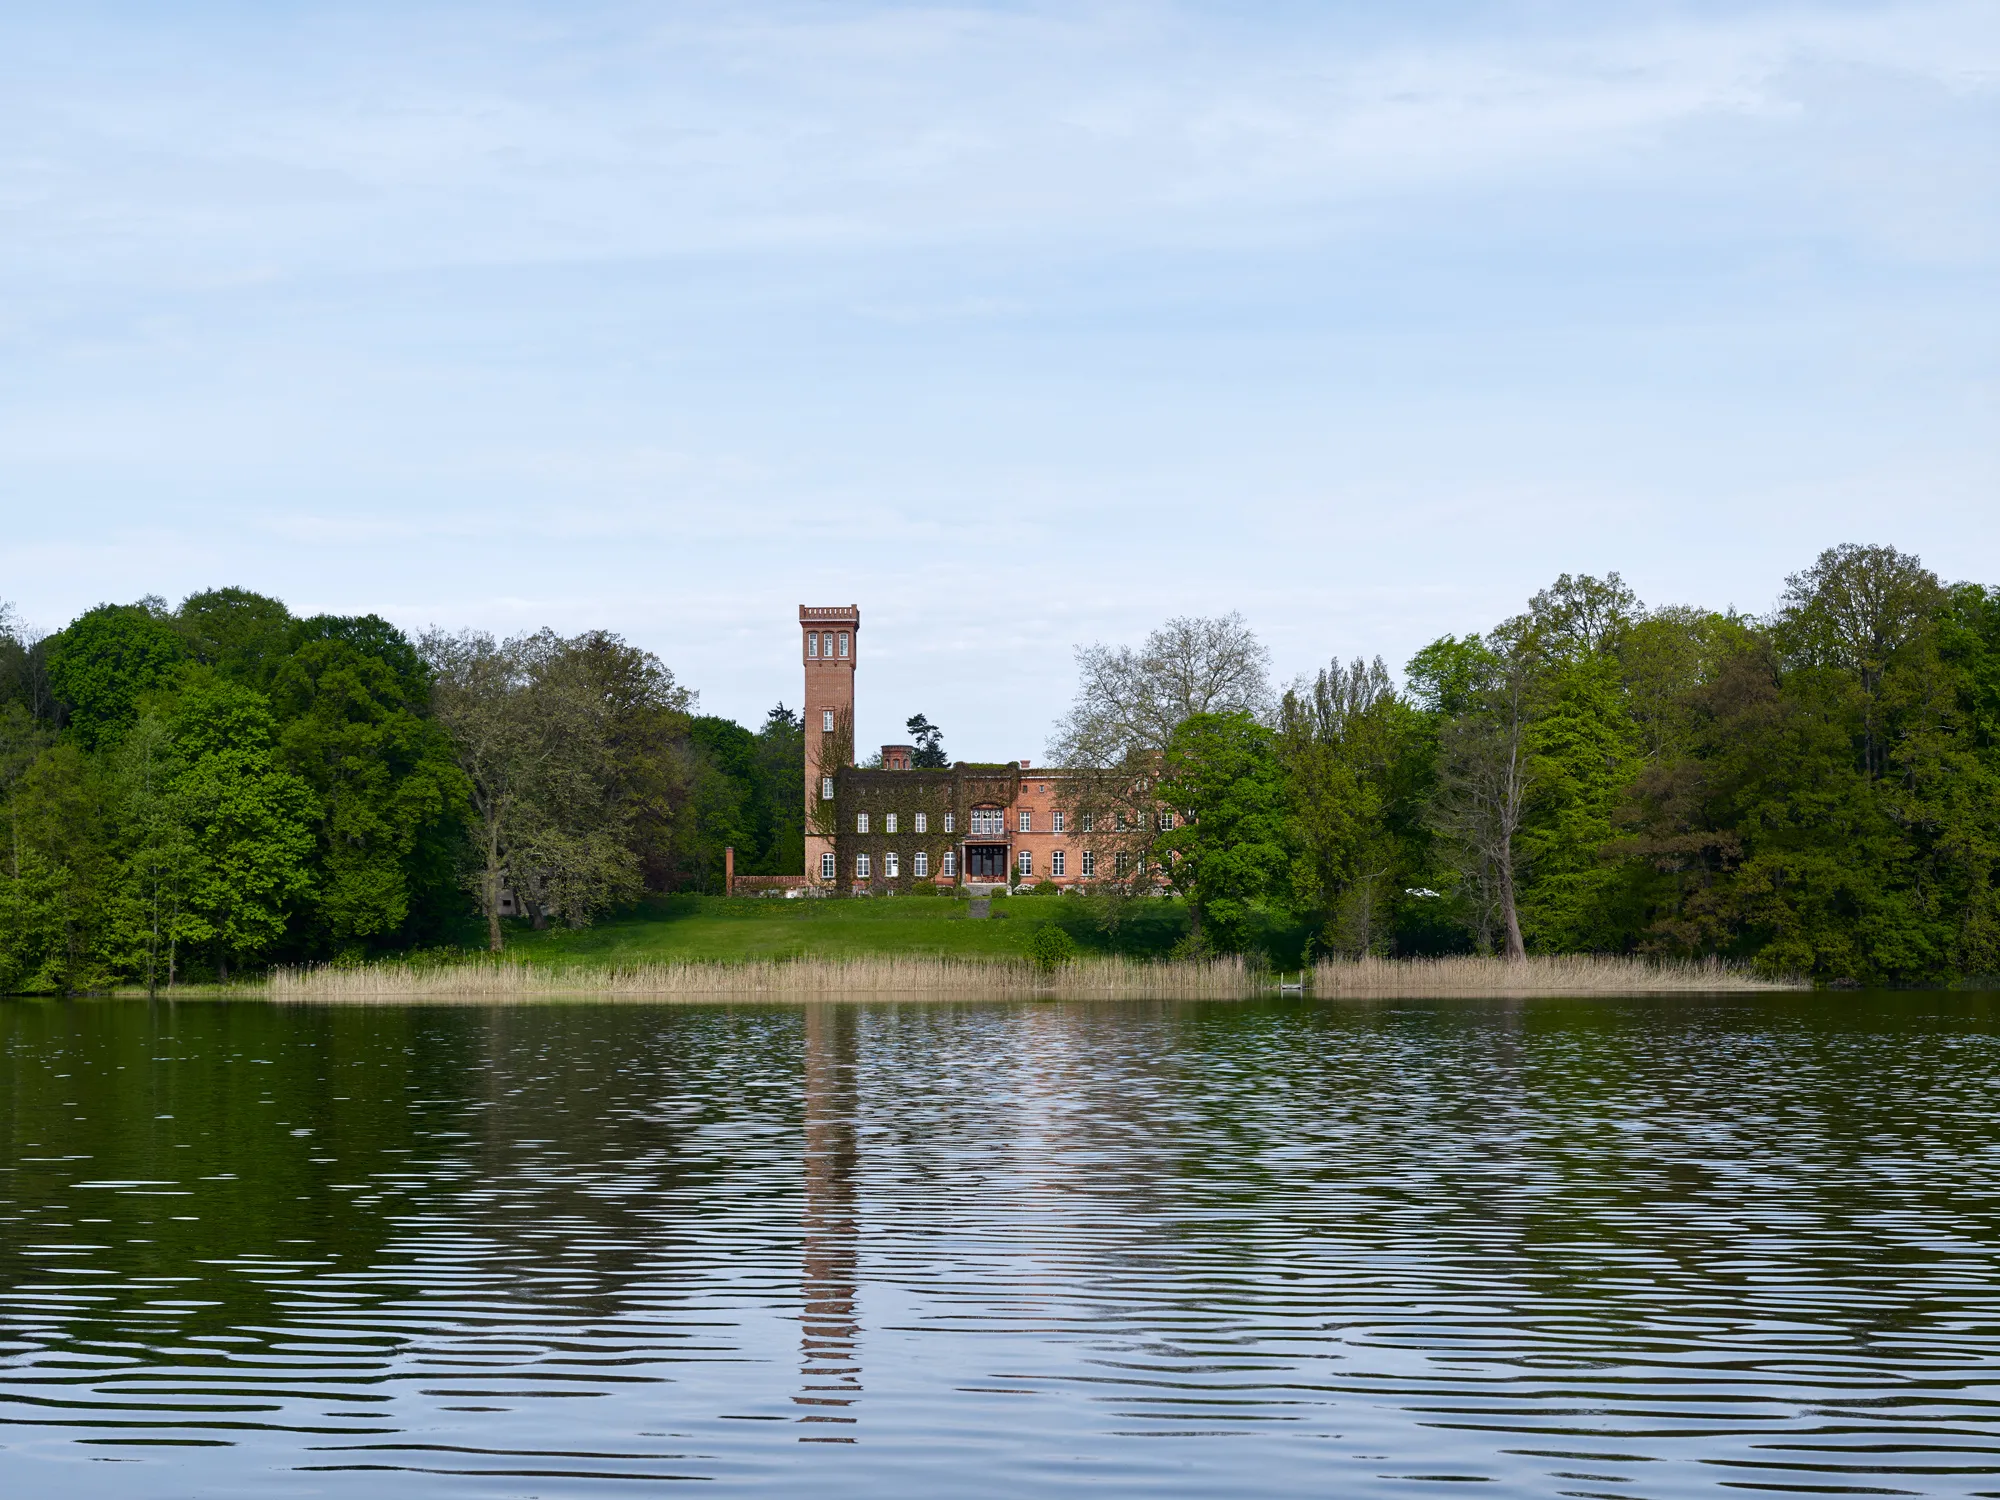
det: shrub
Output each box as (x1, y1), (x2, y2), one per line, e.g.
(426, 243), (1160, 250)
(1028, 923), (1079, 973)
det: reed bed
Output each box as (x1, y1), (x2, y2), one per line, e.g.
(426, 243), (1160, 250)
(1311, 953), (1796, 996)
(266, 954), (1261, 1003)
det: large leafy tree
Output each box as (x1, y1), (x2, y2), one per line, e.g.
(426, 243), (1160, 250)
(166, 673), (319, 977)
(271, 616), (469, 952)
(1155, 711), (1291, 952)
(424, 628), (687, 948)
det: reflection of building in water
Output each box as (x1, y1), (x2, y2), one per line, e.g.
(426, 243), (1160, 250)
(797, 1004), (861, 1437)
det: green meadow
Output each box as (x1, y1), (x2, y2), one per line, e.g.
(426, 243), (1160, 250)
(501, 893), (1198, 966)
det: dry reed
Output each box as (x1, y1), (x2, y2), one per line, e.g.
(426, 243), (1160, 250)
(266, 954), (1261, 1003)
(1311, 954), (1796, 996)
(261, 951), (1794, 1003)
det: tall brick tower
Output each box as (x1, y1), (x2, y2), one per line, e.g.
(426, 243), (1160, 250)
(801, 604), (859, 884)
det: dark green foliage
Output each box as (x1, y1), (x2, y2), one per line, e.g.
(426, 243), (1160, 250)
(674, 705), (804, 891)
(906, 713), (948, 768)
(268, 619), (469, 952)
(176, 588), (294, 687)
(45, 601), (186, 749)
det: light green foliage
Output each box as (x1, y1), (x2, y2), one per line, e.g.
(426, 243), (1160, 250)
(1157, 711), (1291, 952)
(166, 673), (319, 971)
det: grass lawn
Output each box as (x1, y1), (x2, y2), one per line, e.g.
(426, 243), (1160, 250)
(500, 893), (1196, 966)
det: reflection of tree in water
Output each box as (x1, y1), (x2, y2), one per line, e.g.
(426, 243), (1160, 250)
(796, 1004), (860, 1438)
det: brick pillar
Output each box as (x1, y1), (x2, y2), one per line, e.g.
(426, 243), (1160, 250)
(801, 605), (860, 885)
(725, 845), (735, 896)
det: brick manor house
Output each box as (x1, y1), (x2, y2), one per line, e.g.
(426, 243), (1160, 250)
(729, 604), (1167, 896)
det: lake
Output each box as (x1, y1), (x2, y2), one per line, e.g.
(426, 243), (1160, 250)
(4, 993), (2000, 1497)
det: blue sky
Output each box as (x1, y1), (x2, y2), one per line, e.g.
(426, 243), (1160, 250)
(2, 1), (1995, 759)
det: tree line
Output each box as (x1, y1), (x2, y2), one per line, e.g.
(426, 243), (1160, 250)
(0, 588), (800, 990)
(1055, 544), (1999, 986)
(6, 542), (1994, 989)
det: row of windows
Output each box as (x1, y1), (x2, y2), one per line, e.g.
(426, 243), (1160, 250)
(848, 809), (1173, 834)
(822, 849), (1119, 881)
(837, 851), (960, 881)
(853, 812), (953, 835)
(806, 631), (851, 660)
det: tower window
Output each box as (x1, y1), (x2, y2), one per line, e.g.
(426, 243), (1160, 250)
(856, 813), (870, 834)
(1018, 810), (1031, 833)
(914, 812), (927, 834)
(1081, 850), (1096, 877)
(838, 632), (850, 658)
(821, 777), (834, 800)
(823, 709), (834, 733)
(807, 633), (818, 658)
(1051, 850), (1065, 877)
(885, 813), (898, 834)
(821, 852), (836, 879)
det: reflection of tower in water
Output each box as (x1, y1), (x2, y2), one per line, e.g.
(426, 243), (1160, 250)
(797, 1004), (861, 1437)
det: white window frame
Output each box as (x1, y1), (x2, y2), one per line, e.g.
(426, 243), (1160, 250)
(1051, 850), (1065, 877)
(1159, 811), (1174, 830)
(807, 632), (818, 658)
(943, 812), (954, 834)
(838, 632), (850, 658)
(1017, 850), (1033, 877)
(941, 851), (956, 877)
(1018, 810), (1031, 833)
(1080, 812), (1093, 833)
(1116, 852), (1131, 876)
(913, 851), (929, 878)
(885, 852), (900, 879)
(823, 709), (835, 732)
(914, 812), (927, 834)
(1081, 850), (1095, 878)
(856, 813), (870, 834)
(885, 812), (898, 834)
(856, 854), (871, 879)
(821, 851), (836, 879)
(821, 776), (834, 800)
(1052, 811), (1064, 833)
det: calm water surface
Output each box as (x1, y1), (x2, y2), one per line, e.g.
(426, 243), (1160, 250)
(4, 994), (2000, 1498)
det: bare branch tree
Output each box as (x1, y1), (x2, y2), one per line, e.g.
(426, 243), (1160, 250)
(1047, 612), (1273, 896)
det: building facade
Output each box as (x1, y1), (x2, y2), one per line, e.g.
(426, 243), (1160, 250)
(792, 600), (1160, 896)
(800, 604), (859, 887)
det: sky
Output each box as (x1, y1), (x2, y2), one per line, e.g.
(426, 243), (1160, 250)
(2, 0), (1995, 760)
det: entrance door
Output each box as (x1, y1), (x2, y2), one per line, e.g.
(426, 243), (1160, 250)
(965, 844), (1009, 879)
